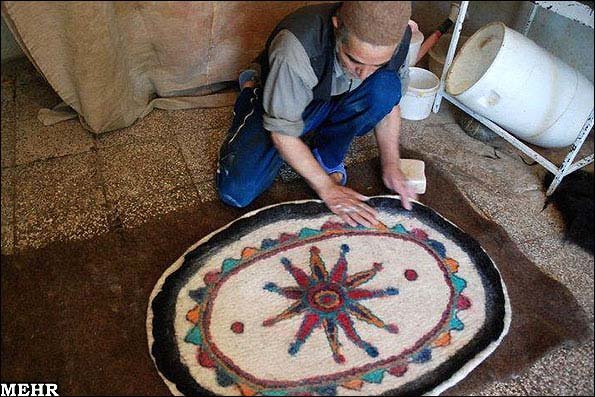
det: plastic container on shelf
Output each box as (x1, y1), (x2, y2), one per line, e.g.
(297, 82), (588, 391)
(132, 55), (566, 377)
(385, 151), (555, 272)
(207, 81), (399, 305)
(445, 22), (594, 148)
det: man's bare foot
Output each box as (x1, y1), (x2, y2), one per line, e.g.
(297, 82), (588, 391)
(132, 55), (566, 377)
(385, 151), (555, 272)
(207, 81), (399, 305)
(330, 172), (343, 184)
(241, 80), (256, 90)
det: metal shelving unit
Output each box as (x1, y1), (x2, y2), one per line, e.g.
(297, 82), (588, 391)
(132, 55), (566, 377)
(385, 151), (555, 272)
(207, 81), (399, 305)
(432, 1), (594, 195)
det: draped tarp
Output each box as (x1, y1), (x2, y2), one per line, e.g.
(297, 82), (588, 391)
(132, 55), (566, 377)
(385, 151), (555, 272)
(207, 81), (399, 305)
(1, 1), (324, 134)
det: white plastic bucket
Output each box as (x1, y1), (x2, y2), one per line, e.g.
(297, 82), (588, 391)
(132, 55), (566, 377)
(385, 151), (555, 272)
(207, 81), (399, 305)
(400, 67), (440, 121)
(445, 22), (594, 148)
(407, 29), (425, 66)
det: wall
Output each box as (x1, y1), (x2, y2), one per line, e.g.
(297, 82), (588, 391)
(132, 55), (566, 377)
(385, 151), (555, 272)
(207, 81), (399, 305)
(412, 1), (523, 37)
(2, 1), (594, 82)
(524, 2), (594, 82)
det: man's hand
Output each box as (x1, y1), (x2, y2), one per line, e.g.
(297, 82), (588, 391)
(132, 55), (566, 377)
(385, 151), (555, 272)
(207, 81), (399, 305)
(382, 162), (418, 210)
(271, 132), (379, 228)
(375, 105), (417, 210)
(317, 182), (379, 228)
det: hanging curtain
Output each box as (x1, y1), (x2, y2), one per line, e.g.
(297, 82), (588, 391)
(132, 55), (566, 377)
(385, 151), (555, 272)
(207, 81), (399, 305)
(1, 1), (316, 133)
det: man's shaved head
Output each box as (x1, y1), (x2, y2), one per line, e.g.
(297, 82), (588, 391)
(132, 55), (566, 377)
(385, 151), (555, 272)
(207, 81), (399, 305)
(338, 1), (411, 46)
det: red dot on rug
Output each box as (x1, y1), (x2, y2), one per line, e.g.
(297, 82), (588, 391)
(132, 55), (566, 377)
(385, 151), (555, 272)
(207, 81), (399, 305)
(203, 271), (220, 286)
(405, 269), (418, 281)
(231, 322), (244, 334)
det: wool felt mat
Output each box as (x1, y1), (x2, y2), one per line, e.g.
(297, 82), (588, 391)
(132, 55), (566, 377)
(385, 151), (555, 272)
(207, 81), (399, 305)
(2, 158), (590, 395)
(147, 196), (511, 396)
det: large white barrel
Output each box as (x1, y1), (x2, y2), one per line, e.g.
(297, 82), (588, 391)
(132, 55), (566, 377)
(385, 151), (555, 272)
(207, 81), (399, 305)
(445, 22), (593, 148)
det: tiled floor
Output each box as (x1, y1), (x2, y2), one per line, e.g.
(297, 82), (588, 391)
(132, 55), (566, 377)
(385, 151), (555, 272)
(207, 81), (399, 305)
(1, 58), (593, 395)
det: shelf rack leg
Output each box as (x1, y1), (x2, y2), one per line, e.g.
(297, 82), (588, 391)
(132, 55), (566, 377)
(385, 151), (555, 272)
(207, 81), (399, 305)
(546, 109), (594, 196)
(433, 1), (469, 113)
(523, 2), (538, 35)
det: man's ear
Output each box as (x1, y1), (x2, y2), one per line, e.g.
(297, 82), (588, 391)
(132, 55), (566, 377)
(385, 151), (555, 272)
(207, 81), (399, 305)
(332, 15), (340, 29)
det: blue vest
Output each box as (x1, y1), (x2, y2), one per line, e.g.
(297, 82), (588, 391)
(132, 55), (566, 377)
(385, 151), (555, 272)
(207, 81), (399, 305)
(258, 3), (411, 102)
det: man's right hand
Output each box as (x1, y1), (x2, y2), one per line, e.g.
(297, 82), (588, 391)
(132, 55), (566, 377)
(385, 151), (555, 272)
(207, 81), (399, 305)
(317, 183), (379, 228)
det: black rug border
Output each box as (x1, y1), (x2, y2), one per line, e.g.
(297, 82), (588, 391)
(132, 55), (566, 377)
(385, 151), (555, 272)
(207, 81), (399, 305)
(149, 197), (507, 396)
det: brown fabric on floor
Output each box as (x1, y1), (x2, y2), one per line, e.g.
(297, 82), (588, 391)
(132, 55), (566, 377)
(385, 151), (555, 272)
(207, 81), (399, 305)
(409, 156), (592, 395)
(0, 2), (317, 134)
(0, 156), (590, 395)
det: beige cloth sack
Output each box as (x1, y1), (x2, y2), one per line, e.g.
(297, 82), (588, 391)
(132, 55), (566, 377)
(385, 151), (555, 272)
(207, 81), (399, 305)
(2, 1), (320, 134)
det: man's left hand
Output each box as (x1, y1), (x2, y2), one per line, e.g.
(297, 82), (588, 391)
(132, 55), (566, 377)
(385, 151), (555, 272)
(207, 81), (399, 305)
(382, 163), (418, 210)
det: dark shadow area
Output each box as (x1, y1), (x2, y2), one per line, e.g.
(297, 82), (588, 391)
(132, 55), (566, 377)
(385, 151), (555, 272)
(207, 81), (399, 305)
(1, 152), (591, 395)
(543, 170), (594, 255)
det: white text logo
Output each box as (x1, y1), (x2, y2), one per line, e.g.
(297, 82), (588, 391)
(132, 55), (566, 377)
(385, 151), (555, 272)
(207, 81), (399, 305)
(1, 384), (59, 397)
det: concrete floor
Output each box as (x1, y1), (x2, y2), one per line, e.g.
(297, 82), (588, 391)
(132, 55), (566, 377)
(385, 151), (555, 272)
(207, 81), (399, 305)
(1, 58), (593, 395)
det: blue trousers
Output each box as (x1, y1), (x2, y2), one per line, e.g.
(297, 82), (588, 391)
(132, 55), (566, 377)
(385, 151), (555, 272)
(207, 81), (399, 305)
(216, 69), (402, 207)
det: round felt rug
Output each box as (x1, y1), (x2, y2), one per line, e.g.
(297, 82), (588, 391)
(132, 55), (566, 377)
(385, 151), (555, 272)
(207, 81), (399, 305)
(147, 197), (510, 396)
